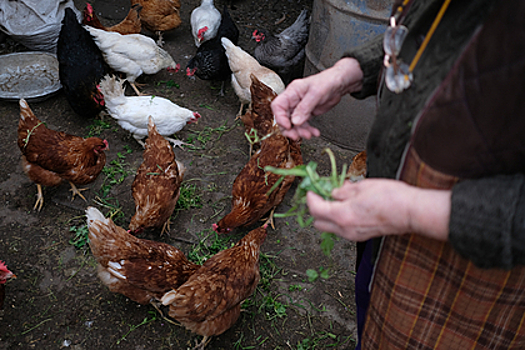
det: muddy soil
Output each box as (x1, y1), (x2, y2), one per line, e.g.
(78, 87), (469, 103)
(0, 0), (362, 349)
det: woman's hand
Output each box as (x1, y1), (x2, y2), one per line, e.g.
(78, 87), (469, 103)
(307, 179), (452, 242)
(271, 57), (364, 140)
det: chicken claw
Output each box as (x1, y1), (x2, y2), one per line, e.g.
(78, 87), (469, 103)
(193, 335), (211, 350)
(68, 181), (88, 202)
(164, 137), (190, 150)
(34, 184), (44, 211)
(156, 31), (165, 47)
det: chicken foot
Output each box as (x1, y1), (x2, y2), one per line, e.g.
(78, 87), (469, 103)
(34, 184), (44, 211)
(164, 137), (190, 150)
(128, 81), (144, 96)
(262, 207), (277, 230)
(193, 335), (211, 350)
(156, 31), (165, 47)
(150, 300), (181, 326)
(69, 182), (88, 202)
(161, 219), (171, 236)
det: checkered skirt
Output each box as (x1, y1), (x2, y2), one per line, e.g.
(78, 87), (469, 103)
(362, 147), (525, 349)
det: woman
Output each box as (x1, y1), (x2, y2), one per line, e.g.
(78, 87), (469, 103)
(272, 0), (525, 349)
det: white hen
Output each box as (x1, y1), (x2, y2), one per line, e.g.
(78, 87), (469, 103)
(190, 0), (221, 47)
(84, 26), (180, 95)
(221, 37), (285, 116)
(98, 75), (200, 148)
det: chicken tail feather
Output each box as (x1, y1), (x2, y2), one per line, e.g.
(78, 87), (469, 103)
(98, 74), (127, 107)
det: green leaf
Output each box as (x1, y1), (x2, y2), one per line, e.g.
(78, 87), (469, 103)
(320, 232), (336, 257)
(306, 269), (319, 282)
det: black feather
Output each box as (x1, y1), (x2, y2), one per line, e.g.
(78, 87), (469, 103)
(186, 6), (239, 83)
(57, 8), (112, 119)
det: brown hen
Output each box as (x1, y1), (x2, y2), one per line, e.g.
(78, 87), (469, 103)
(161, 226), (267, 349)
(241, 74), (280, 155)
(129, 117), (185, 235)
(131, 0), (181, 46)
(17, 99), (108, 211)
(346, 150), (367, 182)
(213, 77), (302, 234)
(86, 206), (199, 305)
(82, 3), (143, 35)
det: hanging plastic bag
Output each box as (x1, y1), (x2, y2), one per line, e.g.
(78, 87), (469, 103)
(0, 0), (81, 53)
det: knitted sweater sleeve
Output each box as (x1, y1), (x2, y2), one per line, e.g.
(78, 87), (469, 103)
(449, 174), (525, 270)
(342, 33), (384, 99)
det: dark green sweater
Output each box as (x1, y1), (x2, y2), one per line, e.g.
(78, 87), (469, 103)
(345, 0), (525, 269)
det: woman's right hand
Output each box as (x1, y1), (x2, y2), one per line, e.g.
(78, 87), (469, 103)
(271, 57), (364, 140)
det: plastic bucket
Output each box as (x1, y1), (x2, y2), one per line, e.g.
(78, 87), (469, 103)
(304, 0), (391, 151)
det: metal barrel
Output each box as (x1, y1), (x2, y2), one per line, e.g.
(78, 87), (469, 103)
(304, 0), (391, 151)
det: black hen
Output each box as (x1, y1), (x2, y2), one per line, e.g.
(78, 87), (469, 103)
(186, 5), (239, 95)
(57, 8), (111, 119)
(252, 10), (309, 84)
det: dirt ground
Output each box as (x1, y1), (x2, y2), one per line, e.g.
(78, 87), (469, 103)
(0, 0), (363, 349)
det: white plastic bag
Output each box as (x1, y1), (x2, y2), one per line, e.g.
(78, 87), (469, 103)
(0, 0), (81, 53)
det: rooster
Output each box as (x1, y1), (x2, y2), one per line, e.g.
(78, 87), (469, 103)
(57, 7), (111, 119)
(0, 261), (16, 312)
(82, 3), (143, 35)
(213, 76), (302, 233)
(86, 206), (200, 306)
(98, 75), (201, 148)
(131, 0), (181, 46)
(129, 117), (186, 235)
(252, 10), (310, 84)
(161, 226), (267, 349)
(83, 26), (180, 95)
(186, 5), (239, 96)
(221, 37), (285, 116)
(17, 99), (108, 211)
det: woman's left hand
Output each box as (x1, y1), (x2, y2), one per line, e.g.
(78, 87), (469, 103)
(307, 179), (452, 242)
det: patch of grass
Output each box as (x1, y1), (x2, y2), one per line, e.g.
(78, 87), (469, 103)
(99, 148), (133, 198)
(234, 333), (269, 350)
(94, 196), (126, 226)
(86, 119), (113, 137)
(174, 182), (203, 211)
(289, 284), (303, 292)
(295, 331), (353, 350)
(186, 229), (234, 265)
(155, 80), (180, 89)
(69, 225), (89, 249)
(185, 121), (238, 150)
(305, 266), (330, 282)
(117, 311), (157, 345)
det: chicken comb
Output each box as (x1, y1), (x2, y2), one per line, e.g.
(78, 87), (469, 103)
(0, 260), (10, 272)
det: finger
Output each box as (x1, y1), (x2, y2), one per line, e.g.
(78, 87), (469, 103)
(313, 219), (342, 236)
(281, 128), (301, 140)
(271, 95), (293, 130)
(291, 94), (320, 126)
(331, 181), (359, 200)
(306, 191), (334, 221)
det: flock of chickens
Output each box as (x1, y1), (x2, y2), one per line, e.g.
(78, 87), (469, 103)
(6, 0), (313, 348)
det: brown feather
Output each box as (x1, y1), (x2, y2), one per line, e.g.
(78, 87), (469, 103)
(161, 226), (267, 336)
(17, 99), (107, 190)
(129, 117), (185, 234)
(83, 3), (143, 35)
(87, 207), (199, 304)
(131, 0), (181, 33)
(214, 76), (302, 233)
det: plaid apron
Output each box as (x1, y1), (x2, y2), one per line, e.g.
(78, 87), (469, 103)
(362, 146), (525, 350)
